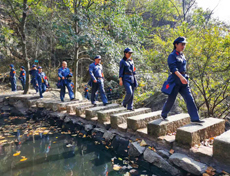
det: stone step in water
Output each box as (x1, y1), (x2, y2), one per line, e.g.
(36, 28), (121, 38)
(117, 123), (127, 132)
(213, 130), (230, 166)
(36, 99), (54, 108)
(75, 103), (103, 117)
(85, 104), (120, 120)
(176, 117), (225, 148)
(127, 111), (161, 131)
(97, 107), (127, 123)
(57, 101), (82, 112)
(148, 113), (190, 137)
(110, 108), (151, 129)
(66, 101), (91, 114)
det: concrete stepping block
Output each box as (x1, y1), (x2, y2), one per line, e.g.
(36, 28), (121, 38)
(43, 100), (61, 110)
(85, 104), (120, 120)
(127, 111), (161, 131)
(110, 108), (151, 128)
(148, 113), (190, 137)
(117, 123), (127, 132)
(176, 117), (225, 148)
(57, 101), (80, 112)
(97, 107), (127, 123)
(36, 99), (53, 108)
(66, 101), (91, 113)
(213, 130), (230, 166)
(75, 103), (103, 117)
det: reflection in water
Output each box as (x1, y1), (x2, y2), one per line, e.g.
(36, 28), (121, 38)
(0, 116), (171, 176)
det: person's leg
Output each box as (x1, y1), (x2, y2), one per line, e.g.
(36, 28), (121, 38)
(161, 84), (180, 118)
(60, 84), (65, 101)
(179, 84), (200, 121)
(123, 81), (133, 108)
(127, 84), (135, 110)
(98, 81), (108, 105)
(38, 84), (43, 98)
(66, 82), (74, 100)
(91, 82), (98, 104)
(42, 83), (46, 93)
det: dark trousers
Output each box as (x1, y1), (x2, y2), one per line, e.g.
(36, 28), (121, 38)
(123, 81), (135, 110)
(38, 83), (46, 98)
(60, 81), (74, 101)
(10, 78), (17, 91)
(31, 79), (38, 93)
(84, 92), (89, 100)
(91, 81), (108, 105)
(21, 80), (25, 90)
(161, 83), (199, 121)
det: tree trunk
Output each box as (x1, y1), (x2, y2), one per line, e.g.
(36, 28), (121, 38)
(73, 47), (79, 97)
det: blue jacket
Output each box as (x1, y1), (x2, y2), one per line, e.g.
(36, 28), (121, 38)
(89, 62), (104, 81)
(58, 67), (72, 85)
(29, 69), (38, 79)
(166, 50), (188, 84)
(119, 57), (137, 87)
(10, 68), (16, 80)
(19, 70), (26, 81)
(36, 71), (48, 85)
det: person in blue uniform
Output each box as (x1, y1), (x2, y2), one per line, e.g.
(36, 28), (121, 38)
(161, 37), (204, 123)
(58, 61), (75, 102)
(89, 55), (108, 106)
(18, 66), (26, 90)
(29, 65), (38, 93)
(36, 66), (48, 98)
(9, 64), (17, 91)
(84, 85), (89, 100)
(119, 48), (137, 110)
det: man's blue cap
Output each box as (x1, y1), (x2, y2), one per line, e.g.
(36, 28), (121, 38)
(124, 48), (133, 53)
(173, 37), (187, 45)
(32, 64), (37, 68)
(37, 66), (42, 69)
(10, 64), (14, 68)
(94, 55), (101, 59)
(21, 66), (25, 69)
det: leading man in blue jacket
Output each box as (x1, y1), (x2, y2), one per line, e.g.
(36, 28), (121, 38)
(9, 64), (17, 91)
(19, 66), (26, 90)
(29, 65), (38, 93)
(89, 55), (108, 106)
(36, 66), (48, 98)
(58, 61), (75, 102)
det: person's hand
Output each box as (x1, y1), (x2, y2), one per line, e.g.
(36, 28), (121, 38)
(36, 84), (38, 86)
(58, 77), (61, 80)
(119, 79), (123, 86)
(180, 77), (188, 84)
(62, 76), (65, 80)
(93, 80), (97, 83)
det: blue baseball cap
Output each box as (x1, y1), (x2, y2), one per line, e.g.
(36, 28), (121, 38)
(21, 66), (25, 69)
(173, 37), (187, 45)
(10, 64), (14, 68)
(32, 64), (37, 68)
(37, 66), (42, 69)
(94, 55), (101, 59)
(124, 48), (133, 53)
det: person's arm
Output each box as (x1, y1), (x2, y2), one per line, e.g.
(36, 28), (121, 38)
(119, 60), (124, 86)
(168, 54), (187, 84)
(89, 64), (97, 82)
(58, 68), (63, 79)
(35, 73), (38, 86)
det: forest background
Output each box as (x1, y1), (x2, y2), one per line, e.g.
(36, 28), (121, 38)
(0, 0), (230, 119)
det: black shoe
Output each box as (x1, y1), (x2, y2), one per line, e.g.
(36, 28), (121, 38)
(61, 100), (64, 102)
(121, 102), (126, 108)
(128, 109), (134, 111)
(93, 104), (97, 107)
(103, 103), (108, 106)
(191, 120), (205, 124)
(71, 98), (77, 101)
(161, 116), (169, 121)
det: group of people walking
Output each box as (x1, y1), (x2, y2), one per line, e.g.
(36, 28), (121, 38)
(9, 37), (204, 124)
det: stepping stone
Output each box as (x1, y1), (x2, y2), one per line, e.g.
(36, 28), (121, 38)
(57, 101), (80, 112)
(97, 107), (127, 123)
(213, 130), (230, 166)
(75, 103), (103, 117)
(85, 104), (120, 120)
(66, 101), (91, 113)
(127, 111), (161, 131)
(117, 123), (127, 132)
(43, 100), (60, 110)
(27, 99), (39, 107)
(110, 108), (151, 129)
(148, 113), (190, 137)
(36, 99), (53, 108)
(176, 117), (225, 148)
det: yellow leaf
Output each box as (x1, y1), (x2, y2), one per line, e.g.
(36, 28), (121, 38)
(113, 164), (121, 171)
(13, 151), (21, 156)
(118, 157), (122, 161)
(20, 158), (28, 162)
(140, 140), (147, 146)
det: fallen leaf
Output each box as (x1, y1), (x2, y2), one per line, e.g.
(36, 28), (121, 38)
(118, 157), (122, 161)
(169, 149), (174, 155)
(140, 140), (147, 146)
(113, 164), (121, 171)
(66, 144), (73, 148)
(13, 151), (21, 156)
(20, 158), (28, 162)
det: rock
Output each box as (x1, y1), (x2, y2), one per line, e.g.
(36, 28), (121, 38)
(111, 136), (130, 157)
(144, 148), (180, 176)
(84, 124), (93, 132)
(157, 150), (170, 159)
(129, 169), (139, 175)
(103, 131), (115, 141)
(128, 142), (146, 157)
(169, 153), (207, 175)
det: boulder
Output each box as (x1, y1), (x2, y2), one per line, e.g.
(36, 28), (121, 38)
(128, 142), (146, 157)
